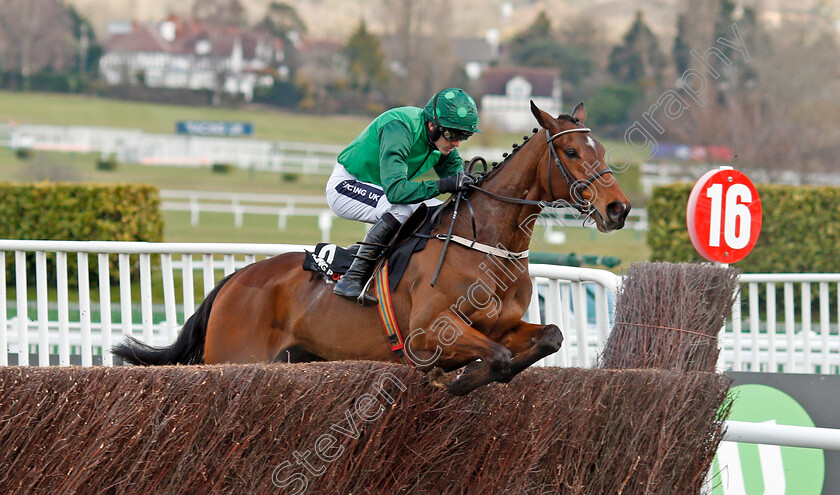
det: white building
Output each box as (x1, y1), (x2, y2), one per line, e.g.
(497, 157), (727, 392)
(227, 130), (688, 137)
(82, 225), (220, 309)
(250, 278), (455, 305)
(99, 17), (283, 101)
(480, 67), (563, 133)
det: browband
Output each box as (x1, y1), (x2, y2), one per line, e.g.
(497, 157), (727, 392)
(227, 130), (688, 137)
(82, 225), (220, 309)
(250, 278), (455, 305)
(547, 128), (591, 141)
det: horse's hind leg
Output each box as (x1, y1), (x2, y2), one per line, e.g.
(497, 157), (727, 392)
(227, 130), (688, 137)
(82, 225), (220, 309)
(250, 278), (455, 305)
(205, 280), (289, 364)
(496, 321), (563, 383)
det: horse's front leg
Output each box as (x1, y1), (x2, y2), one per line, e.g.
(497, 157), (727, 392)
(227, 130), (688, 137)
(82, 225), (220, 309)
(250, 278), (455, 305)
(495, 321), (564, 383)
(406, 311), (513, 396)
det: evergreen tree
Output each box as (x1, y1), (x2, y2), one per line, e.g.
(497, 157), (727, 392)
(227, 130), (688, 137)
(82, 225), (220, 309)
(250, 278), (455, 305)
(67, 5), (101, 73)
(713, 0), (737, 62)
(258, 2), (308, 80)
(510, 10), (554, 51)
(509, 11), (595, 84)
(607, 11), (666, 87)
(673, 14), (691, 75)
(710, 0), (762, 100)
(260, 1), (307, 39)
(342, 19), (389, 94)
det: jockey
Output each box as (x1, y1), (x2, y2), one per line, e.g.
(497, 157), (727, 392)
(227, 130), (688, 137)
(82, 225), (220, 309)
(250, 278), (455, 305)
(326, 87), (481, 305)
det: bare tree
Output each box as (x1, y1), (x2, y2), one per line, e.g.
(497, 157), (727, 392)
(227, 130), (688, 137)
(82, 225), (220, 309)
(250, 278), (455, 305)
(664, 7), (840, 181)
(730, 25), (840, 178)
(191, 0), (246, 28)
(559, 14), (610, 71)
(378, 0), (463, 105)
(0, 0), (76, 78)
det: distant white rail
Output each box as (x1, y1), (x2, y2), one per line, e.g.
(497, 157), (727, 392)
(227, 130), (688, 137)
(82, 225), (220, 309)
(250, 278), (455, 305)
(5, 123), (344, 174)
(640, 161), (840, 194)
(0, 122), (507, 175)
(158, 189), (345, 241)
(158, 190), (648, 238)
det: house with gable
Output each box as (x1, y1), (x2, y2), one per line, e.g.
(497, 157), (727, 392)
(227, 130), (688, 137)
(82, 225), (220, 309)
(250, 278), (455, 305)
(99, 17), (283, 101)
(480, 67), (562, 133)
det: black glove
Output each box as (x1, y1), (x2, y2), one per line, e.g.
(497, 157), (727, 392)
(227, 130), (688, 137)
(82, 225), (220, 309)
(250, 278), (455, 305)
(436, 172), (476, 195)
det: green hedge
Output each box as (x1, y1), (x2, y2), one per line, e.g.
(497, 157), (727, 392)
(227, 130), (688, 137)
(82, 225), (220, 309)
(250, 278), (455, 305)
(1, 182), (163, 285)
(648, 183), (840, 273)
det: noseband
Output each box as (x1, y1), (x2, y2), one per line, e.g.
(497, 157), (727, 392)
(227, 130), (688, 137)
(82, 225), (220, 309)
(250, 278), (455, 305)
(545, 127), (613, 213)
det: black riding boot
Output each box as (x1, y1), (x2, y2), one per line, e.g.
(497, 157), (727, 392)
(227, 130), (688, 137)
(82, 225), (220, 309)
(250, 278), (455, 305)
(333, 213), (401, 305)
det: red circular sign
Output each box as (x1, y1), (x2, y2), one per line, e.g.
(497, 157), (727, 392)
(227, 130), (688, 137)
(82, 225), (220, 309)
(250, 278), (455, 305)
(686, 168), (762, 263)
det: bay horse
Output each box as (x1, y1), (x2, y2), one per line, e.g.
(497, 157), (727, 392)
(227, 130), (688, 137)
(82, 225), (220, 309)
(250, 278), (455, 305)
(114, 101), (631, 395)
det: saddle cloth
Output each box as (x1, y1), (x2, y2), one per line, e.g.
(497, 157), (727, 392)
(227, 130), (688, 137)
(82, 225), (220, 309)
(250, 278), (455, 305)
(302, 243), (358, 282)
(302, 205), (437, 291)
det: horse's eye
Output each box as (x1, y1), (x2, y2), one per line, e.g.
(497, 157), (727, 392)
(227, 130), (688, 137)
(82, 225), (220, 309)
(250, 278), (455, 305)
(565, 149), (578, 158)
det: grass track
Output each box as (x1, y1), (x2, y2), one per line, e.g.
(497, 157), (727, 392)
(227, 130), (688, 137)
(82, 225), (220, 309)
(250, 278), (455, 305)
(0, 90), (370, 144)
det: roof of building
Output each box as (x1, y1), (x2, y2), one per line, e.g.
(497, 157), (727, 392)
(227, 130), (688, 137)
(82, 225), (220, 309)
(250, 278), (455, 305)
(106, 23), (172, 53)
(104, 18), (279, 60)
(481, 66), (560, 97)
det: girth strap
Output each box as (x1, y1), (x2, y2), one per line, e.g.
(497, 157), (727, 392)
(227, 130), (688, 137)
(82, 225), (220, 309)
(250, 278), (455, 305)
(433, 234), (529, 260)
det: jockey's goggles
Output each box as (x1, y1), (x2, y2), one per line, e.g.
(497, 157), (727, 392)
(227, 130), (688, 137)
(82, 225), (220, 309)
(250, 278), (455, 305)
(441, 127), (473, 142)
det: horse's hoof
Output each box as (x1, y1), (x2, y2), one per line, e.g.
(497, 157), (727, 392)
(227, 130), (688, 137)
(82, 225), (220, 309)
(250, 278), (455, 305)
(540, 324), (564, 353)
(428, 367), (455, 389)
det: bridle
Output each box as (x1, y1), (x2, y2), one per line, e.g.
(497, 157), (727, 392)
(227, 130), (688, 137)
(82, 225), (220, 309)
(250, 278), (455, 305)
(429, 126), (613, 285)
(545, 127), (613, 213)
(469, 127), (613, 214)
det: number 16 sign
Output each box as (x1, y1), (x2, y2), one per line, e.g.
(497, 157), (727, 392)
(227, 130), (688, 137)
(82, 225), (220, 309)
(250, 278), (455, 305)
(687, 166), (762, 264)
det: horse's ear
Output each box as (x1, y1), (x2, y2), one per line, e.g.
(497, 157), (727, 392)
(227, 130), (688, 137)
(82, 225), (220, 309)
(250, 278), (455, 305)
(572, 102), (587, 124)
(530, 100), (552, 129)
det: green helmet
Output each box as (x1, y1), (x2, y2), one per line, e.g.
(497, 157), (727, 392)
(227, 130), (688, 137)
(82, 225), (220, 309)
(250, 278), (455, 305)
(423, 88), (481, 133)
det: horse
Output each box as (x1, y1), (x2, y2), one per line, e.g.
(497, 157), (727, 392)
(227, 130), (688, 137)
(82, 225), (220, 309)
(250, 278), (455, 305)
(114, 101), (631, 396)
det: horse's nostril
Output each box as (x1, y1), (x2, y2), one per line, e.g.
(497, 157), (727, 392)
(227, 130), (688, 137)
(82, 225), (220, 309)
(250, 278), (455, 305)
(607, 202), (629, 222)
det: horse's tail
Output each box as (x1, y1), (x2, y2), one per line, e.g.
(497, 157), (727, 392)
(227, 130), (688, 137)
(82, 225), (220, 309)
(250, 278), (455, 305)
(112, 273), (235, 366)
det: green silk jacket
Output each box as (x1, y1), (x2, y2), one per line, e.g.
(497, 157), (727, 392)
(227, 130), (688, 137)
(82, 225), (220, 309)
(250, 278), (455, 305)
(337, 106), (463, 204)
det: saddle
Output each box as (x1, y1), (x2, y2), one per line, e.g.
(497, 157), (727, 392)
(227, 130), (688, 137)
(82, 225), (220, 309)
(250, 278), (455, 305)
(303, 204), (439, 291)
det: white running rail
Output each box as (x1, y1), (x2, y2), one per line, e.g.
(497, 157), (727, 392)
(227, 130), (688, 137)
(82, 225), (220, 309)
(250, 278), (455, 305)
(0, 240), (616, 369)
(722, 273), (840, 374)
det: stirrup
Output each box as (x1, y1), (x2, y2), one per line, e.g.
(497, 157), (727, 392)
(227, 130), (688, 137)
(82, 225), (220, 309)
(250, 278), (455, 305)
(356, 275), (378, 305)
